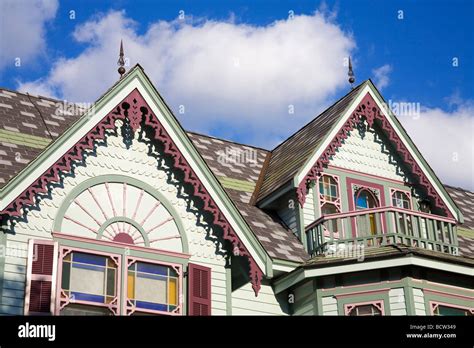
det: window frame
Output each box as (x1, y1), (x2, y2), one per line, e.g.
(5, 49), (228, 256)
(344, 300), (385, 316)
(125, 255), (183, 316)
(52, 232), (190, 316)
(390, 188), (412, 210)
(430, 301), (474, 316)
(317, 174), (342, 238)
(346, 178), (386, 238)
(55, 245), (122, 315)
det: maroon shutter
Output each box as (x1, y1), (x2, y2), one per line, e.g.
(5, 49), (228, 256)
(24, 240), (57, 315)
(188, 263), (211, 315)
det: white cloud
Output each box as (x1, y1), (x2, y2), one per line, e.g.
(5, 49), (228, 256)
(0, 0), (58, 70)
(17, 10), (355, 147)
(398, 103), (474, 190)
(372, 64), (392, 90)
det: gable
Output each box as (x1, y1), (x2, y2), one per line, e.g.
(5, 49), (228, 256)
(295, 83), (461, 221)
(0, 66), (269, 294)
(329, 119), (408, 182)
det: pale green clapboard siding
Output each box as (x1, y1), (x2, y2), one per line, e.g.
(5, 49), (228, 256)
(303, 186), (316, 227)
(321, 296), (338, 315)
(413, 288), (426, 315)
(232, 282), (287, 315)
(292, 279), (317, 315)
(389, 288), (407, 315)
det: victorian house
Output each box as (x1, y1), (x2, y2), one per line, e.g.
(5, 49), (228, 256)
(0, 62), (472, 316)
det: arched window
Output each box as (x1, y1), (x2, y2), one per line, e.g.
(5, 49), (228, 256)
(354, 188), (379, 236)
(355, 189), (379, 210)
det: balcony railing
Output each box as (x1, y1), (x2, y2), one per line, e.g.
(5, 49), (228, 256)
(305, 207), (458, 256)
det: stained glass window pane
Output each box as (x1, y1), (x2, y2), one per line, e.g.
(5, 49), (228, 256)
(127, 261), (179, 313)
(61, 261), (71, 290)
(106, 268), (115, 297)
(169, 278), (177, 306)
(61, 252), (117, 306)
(72, 252), (106, 266)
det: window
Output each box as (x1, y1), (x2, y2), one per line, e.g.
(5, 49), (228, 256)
(345, 302), (384, 316)
(56, 246), (184, 316)
(354, 188), (379, 236)
(127, 260), (180, 314)
(321, 203), (339, 234)
(319, 175), (339, 203)
(355, 189), (378, 210)
(61, 251), (117, 305)
(392, 190), (411, 209)
(391, 190), (413, 235)
(318, 175), (341, 235)
(433, 304), (473, 316)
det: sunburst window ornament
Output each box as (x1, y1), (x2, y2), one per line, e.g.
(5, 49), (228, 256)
(59, 181), (183, 252)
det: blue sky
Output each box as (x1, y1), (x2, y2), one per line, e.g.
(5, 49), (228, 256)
(0, 0), (473, 188)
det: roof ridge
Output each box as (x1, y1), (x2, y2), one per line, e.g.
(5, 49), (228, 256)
(269, 80), (368, 154)
(186, 130), (270, 152)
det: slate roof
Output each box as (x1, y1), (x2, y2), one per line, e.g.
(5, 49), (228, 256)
(445, 185), (474, 230)
(0, 86), (473, 263)
(256, 82), (366, 202)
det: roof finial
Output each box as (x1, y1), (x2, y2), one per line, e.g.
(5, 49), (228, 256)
(348, 56), (355, 89)
(117, 40), (126, 78)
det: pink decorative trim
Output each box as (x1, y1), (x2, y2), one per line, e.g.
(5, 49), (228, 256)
(63, 215), (98, 234)
(423, 288), (474, 302)
(52, 232), (191, 259)
(322, 280), (402, 293)
(139, 201), (161, 226)
(297, 93), (451, 218)
(327, 165), (406, 185)
(306, 206), (456, 232)
(125, 256), (183, 316)
(390, 188), (412, 210)
(145, 216), (174, 234)
(344, 300), (385, 316)
(318, 173), (342, 213)
(2, 89), (262, 295)
(335, 288), (390, 299)
(429, 301), (474, 315)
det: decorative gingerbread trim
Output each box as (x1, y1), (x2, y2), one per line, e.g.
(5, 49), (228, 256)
(297, 93), (450, 217)
(2, 89), (263, 295)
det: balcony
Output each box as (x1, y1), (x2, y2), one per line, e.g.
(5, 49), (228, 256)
(306, 207), (458, 257)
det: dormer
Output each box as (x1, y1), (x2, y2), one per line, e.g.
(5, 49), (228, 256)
(254, 80), (464, 257)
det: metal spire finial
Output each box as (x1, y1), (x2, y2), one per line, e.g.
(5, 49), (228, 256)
(117, 40), (126, 78)
(348, 56), (355, 88)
